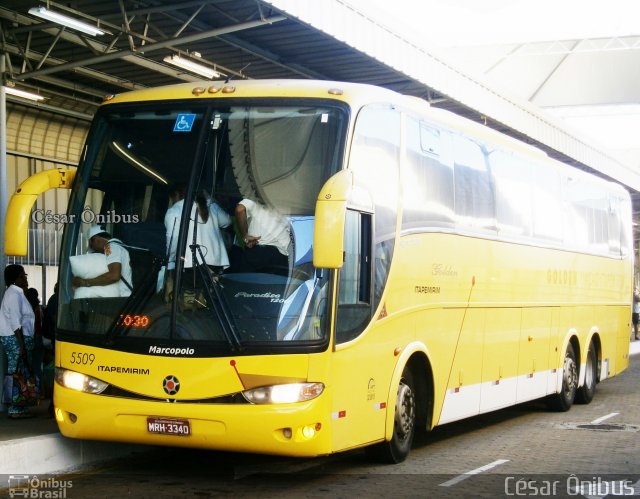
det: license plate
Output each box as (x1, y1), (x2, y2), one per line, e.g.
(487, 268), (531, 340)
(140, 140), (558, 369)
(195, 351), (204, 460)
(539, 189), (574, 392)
(147, 417), (191, 436)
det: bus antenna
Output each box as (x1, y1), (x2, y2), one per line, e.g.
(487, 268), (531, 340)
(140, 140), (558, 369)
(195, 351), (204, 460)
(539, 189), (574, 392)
(225, 63), (251, 83)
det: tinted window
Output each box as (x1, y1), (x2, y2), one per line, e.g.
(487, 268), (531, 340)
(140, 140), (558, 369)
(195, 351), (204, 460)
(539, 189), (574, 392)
(349, 104), (400, 311)
(453, 134), (496, 233)
(490, 150), (533, 239)
(402, 117), (455, 230)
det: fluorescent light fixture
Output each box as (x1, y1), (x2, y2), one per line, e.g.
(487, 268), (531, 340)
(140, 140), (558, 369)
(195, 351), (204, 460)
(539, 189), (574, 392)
(29, 6), (105, 36)
(3, 86), (46, 102)
(163, 55), (220, 79)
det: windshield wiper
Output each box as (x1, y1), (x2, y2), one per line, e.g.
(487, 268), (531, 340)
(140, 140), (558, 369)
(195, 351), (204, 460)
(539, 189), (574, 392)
(191, 243), (243, 351)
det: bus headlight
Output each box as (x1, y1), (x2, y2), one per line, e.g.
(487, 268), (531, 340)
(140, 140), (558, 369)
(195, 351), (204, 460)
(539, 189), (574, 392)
(241, 382), (324, 404)
(55, 368), (109, 394)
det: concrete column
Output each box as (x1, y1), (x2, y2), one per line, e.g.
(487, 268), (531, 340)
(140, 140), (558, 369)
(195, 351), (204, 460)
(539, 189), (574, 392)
(0, 52), (7, 412)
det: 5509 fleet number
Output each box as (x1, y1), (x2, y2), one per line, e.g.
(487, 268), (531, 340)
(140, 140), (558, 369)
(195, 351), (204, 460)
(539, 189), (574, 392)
(69, 352), (96, 365)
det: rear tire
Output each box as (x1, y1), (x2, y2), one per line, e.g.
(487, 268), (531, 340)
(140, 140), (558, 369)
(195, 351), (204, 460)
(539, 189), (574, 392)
(366, 368), (416, 463)
(546, 342), (578, 412)
(575, 340), (597, 404)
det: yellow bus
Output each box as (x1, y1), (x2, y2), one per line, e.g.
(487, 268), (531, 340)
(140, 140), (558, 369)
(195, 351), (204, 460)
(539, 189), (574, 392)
(6, 79), (633, 463)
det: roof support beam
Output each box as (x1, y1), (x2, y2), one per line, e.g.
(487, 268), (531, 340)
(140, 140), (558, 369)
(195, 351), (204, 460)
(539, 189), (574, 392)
(527, 41), (580, 102)
(14, 15), (286, 81)
(142, 2), (329, 80)
(0, 43), (146, 91)
(0, 6), (284, 85)
(6, 96), (93, 121)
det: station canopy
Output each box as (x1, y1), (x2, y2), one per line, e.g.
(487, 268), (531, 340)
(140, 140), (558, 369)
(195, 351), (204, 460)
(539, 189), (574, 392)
(1, 0), (639, 193)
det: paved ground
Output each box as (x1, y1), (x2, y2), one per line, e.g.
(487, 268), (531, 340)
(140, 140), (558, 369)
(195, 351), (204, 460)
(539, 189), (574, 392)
(0, 340), (638, 498)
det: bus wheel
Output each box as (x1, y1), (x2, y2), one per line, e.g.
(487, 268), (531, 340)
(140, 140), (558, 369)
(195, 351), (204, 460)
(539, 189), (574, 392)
(576, 340), (597, 404)
(366, 368), (416, 463)
(546, 342), (578, 412)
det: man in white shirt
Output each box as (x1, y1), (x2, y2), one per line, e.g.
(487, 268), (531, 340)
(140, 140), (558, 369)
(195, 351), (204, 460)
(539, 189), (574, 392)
(164, 185), (231, 271)
(72, 225), (133, 297)
(233, 198), (290, 275)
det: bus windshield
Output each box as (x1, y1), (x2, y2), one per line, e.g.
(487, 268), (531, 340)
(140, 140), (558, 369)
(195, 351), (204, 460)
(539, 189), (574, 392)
(57, 100), (347, 354)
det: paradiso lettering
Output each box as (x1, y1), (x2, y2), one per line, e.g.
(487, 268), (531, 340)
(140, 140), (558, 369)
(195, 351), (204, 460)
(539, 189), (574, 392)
(31, 207), (140, 225)
(235, 291), (283, 303)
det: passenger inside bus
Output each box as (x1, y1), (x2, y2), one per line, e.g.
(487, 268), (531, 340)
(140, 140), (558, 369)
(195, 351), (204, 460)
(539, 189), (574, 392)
(162, 183), (232, 304)
(230, 198), (290, 276)
(71, 225), (133, 298)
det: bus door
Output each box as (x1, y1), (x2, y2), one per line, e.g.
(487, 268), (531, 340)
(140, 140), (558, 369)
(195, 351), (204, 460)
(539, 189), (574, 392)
(317, 104), (401, 451)
(331, 209), (389, 450)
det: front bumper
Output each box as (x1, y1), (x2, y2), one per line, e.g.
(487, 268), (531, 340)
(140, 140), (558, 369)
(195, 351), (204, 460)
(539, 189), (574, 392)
(54, 384), (332, 457)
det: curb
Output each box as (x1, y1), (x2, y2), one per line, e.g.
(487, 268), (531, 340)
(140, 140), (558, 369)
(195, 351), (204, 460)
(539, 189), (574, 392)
(0, 433), (147, 474)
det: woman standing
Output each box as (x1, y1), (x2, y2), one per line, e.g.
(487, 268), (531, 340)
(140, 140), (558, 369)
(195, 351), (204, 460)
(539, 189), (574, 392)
(0, 265), (35, 419)
(25, 288), (45, 382)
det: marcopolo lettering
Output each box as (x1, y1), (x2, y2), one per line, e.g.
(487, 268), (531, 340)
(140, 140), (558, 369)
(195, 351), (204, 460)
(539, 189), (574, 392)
(149, 346), (195, 355)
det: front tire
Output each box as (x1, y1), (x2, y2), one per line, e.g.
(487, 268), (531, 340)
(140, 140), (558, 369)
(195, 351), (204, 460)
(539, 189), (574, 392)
(575, 340), (597, 404)
(366, 368), (416, 463)
(546, 342), (578, 412)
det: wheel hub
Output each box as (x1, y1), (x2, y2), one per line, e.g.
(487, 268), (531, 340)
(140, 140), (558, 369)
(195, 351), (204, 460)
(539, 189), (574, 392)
(563, 354), (577, 396)
(395, 382), (415, 439)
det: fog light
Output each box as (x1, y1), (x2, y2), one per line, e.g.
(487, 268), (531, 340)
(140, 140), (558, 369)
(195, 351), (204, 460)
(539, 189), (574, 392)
(302, 425), (316, 439)
(282, 428), (292, 439)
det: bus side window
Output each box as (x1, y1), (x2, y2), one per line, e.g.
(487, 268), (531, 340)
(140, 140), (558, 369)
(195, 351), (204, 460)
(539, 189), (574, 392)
(402, 117), (455, 231)
(613, 194), (632, 257)
(336, 210), (372, 344)
(490, 150), (533, 239)
(453, 134), (496, 233)
(349, 104), (400, 314)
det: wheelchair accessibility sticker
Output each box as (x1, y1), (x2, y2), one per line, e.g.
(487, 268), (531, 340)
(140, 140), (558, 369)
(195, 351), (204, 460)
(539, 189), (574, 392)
(173, 113), (196, 132)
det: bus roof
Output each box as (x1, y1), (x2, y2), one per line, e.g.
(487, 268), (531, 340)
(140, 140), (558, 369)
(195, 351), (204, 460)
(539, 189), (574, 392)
(102, 78), (398, 106)
(102, 78), (544, 159)
(100, 78), (628, 196)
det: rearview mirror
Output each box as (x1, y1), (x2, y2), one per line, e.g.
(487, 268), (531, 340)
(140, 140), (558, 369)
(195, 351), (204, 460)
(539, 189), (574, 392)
(313, 170), (353, 269)
(5, 168), (76, 256)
